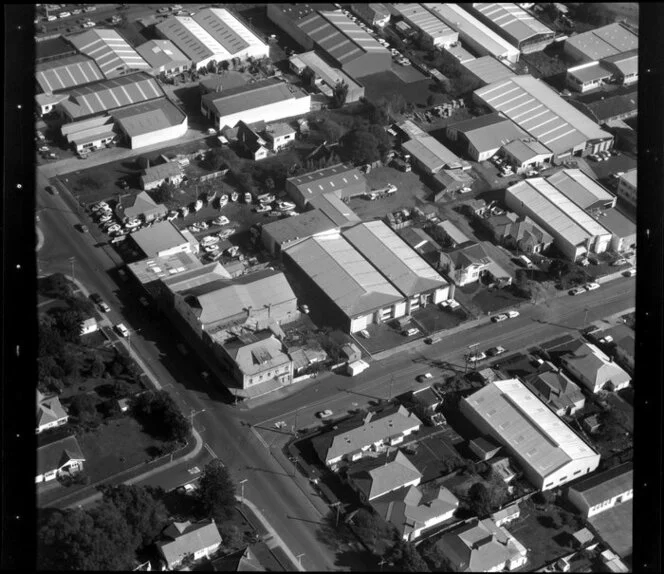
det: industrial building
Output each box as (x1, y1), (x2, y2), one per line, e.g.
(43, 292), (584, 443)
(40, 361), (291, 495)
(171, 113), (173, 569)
(67, 28), (150, 78)
(261, 209), (338, 256)
(351, 3), (391, 28)
(267, 4), (337, 52)
(59, 116), (117, 153)
(570, 87), (638, 126)
(563, 23), (638, 63)
(468, 3), (555, 53)
(423, 3), (521, 63)
(135, 40), (192, 76)
(130, 221), (196, 259)
(474, 75), (614, 160)
(443, 43), (477, 64)
(286, 164), (368, 208)
(460, 55), (516, 87)
(460, 379), (601, 491)
(402, 136), (468, 174)
(601, 49), (638, 86)
(446, 113), (529, 162)
(567, 462), (633, 519)
(289, 51), (365, 103)
(546, 169), (616, 211)
(155, 8), (269, 70)
(308, 192), (362, 227)
(201, 79), (311, 131)
(615, 168), (637, 208)
(391, 4), (459, 48)
(500, 139), (553, 172)
(112, 97), (188, 149)
(36, 54), (104, 94)
(566, 61), (615, 93)
(295, 9), (392, 78)
(116, 191), (168, 224)
(128, 251), (202, 293)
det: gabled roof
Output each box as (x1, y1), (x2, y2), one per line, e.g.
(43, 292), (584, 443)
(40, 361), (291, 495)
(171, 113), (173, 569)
(140, 161), (183, 184)
(308, 193), (362, 227)
(136, 39), (191, 69)
(392, 4), (458, 44)
(37, 393), (68, 428)
(564, 23), (638, 61)
(449, 112), (528, 154)
(37, 436), (85, 476)
(402, 136), (463, 171)
(212, 546), (263, 572)
(569, 462), (633, 506)
(342, 221), (448, 297)
(574, 88), (638, 123)
(159, 519), (221, 566)
(448, 242), (491, 269)
(501, 138), (552, 163)
(225, 333), (291, 376)
(462, 55), (516, 86)
(562, 342), (630, 389)
(601, 49), (638, 77)
(546, 169), (615, 211)
(525, 370), (584, 411)
(470, 3), (554, 45)
(118, 191), (167, 221)
(36, 54), (104, 93)
(262, 209), (337, 245)
(349, 451), (422, 500)
(288, 163), (367, 199)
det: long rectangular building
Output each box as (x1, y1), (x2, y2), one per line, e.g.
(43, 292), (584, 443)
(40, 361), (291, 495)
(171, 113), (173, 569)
(286, 163), (368, 207)
(156, 8), (269, 70)
(36, 54), (104, 94)
(468, 3), (555, 53)
(474, 75), (613, 159)
(563, 23), (638, 63)
(423, 3), (521, 63)
(391, 4), (459, 48)
(460, 379), (600, 491)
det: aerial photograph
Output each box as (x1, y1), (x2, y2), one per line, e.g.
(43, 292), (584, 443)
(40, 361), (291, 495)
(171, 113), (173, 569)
(31, 2), (642, 572)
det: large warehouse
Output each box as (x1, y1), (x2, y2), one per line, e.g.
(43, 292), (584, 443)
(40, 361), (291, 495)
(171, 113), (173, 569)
(155, 8), (269, 70)
(460, 55), (515, 88)
(402, 136), (467, 174)
(286, 163), (368, 207)
(36, 54), (104, 94)
(267, 4), (338, 51)
(467, 3), (555, 53)
(289, 51), (365, 103)
(505, 177), (613, 261)
(201, 79), (311, 131)
(296, 10), (392, 78)
(135, 40), (192, 76)
(391, 4), (459, 48)
(460, 379), (601, 491)
(67, 29), (150, 78)
(563, 23), (638, 63)
(111, 97), (188, 149)
(423, 3), (521, 63)
(474, 75), (614, 160)
(261, 209), (339, 256)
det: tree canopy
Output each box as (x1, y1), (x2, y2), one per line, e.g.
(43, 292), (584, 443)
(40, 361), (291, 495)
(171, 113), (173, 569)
(131, 390), (191, 443)
(197, 460), (237, 522)
(341, 129), (382, 164)
(385, 536), (430, 572)
(332, 80), (349, 108)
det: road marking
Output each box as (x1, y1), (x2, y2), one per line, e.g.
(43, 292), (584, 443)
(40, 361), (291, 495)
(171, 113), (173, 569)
(250, 426), (270, 450)
(204, 443), (219, 460)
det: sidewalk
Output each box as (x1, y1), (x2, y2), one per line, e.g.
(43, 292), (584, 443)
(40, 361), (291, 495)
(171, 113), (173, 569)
(236, 496), (306, 572)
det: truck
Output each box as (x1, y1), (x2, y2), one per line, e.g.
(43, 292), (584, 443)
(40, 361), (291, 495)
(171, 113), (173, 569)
(346, 360), (370, 376)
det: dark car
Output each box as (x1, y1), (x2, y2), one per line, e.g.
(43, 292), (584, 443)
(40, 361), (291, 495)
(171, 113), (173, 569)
(45, 185), (58, 195)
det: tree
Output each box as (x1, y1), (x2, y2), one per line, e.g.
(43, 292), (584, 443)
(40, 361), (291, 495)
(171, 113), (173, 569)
(89, 354), (106, 378)
(264, 177), (275, 193)
(368, 124), (392, 156)
(301, 66), (316, 88)
(218, 523), (245, 551)
(66, 294), (95, 316)
(153, 181), (177, 203)
(197, 460), (236, 522)
(40, 273), (74, 299)
(69, 393), (98, 422)
(386, 93), (407, 117)
(332, 80), (349, 108)
(99, 484), (169, 549)
(131, 390), (191, 442)
(341, 129), (381, 164)
(318, 119), (344, 143)
(386, 536), (430, 572)
(51, 308), (85, 343)
(467, 482), (493, 517)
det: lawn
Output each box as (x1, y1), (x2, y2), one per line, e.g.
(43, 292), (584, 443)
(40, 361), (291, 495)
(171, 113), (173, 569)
(588, 500), (633, 558)
(412, 304), (465, 335)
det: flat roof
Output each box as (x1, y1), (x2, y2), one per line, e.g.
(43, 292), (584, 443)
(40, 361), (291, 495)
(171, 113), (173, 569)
(470, 3), (554, 45)
(288, 163), (367, 197)
(128, 250), (203, 285)
(36, 54), (105, 93)
(565, 23), (638, 61)
(67, 29), (150, 78)
(600, 208), (636, 239)
(462, 379), (599, 478)
(567, 61), (614, 84)
(546, 169), (615, 210)
(402, 136), (463, 171)
(135, 39), (191, 69)
(289, 50), (363, 91)
(443, 43), (476, 64)
(449, 112), (528, 153)
(343, 221), (448, 297)
(308, 193), (362, 226)
(396, 119), (428, 139)
(262, 209), (337, 244)
(163, 261), (231, 293)
(284, 234), (402, 318)
(392, 4), (458, 43)
(462, 55), (516, 85)
(475, 75), (612, 154)
(297, 10), (390, 66)
(131, 221), (188, 257)
(423, 3), (520, 60)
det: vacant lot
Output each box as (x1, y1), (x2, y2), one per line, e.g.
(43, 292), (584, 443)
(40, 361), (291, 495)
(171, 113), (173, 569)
(412, 304), (465, 334)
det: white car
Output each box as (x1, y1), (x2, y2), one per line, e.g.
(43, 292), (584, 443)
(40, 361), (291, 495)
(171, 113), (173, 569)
(213, 216), (230, 226)
(468, 352), (487, 362)
(569, 287), (586, 296)
(385, 183), (397, 193)
(198, 221), (209, 230)
(107, 224), (121, 233)
(226, 245), (240, 257)
(188, 224), (201, 232)
(167, 210), (178, 221)
(82, 20), (96, 28)
(201, 235), (220, 246)
(115, 323), (129, 338)
(179, 207), (189, 217)
(217, 228), (235, 240)
(359, 329), (370, 339)
(584, 283), (600, 291)
(98, 214), (112, 224)
(417, 373), (433, 382)
(59, 12), (71, 19)
(491, 314), (508, 323)
(244, 193), (253, 204)
(257, 193), (275, 204)
(507, 310), (520, 319)
(218, 195), (228, 208)
(402, 328), (420, 337)
(204, 244), (220, 253)
(317, 410), (334, 419)
(487, 346), (506, 357)
(611, 258), (628, 266)
(446, 299), (460, 309)
(230, 192), (239, 202)
(255, 204), (272, 213)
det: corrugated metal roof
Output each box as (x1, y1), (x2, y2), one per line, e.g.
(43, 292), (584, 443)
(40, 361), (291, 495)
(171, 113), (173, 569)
(113, 98), (186, 137)
(565, 23), (638, 61)
(193, 8), (251, 55)
(449, 112), (528, 153)
(36, 54), (104, 93)
(289, 163), (367, 197)
(601, 49), (638, 77)
(546, 169), (615, 210)
(284, 234), (402, 317)
(443, 43), (476, 64)
(471, 3), (554, 45)
(343, 221), (448, 297)
(67, 29), (150, 78)
(463, 379), (599, 478)
(462, 55), (516, 85)
(392, 4), (458, 43)
(288, 50), (363, 91)
(567, 61), (614, 84)
(501, 138), (551, 163)
(131, 220), (188, 257)
(569, 462), (633, 506)
(308, 193), (362, 227)
(438, 220), (471, 245)
(64, 123), (116, 146)
(475, 75), (612, 154)
(135, 40), (191, 70)
(262, 209), (337, 244)
(156, 16), (224, 61)
(402, 136), (463, 171)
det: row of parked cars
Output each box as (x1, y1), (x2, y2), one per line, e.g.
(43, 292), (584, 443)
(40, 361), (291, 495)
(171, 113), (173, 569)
(589, 150), (617, 162)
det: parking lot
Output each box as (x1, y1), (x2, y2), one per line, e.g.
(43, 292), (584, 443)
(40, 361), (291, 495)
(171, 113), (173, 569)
(356, 317), (426, 355)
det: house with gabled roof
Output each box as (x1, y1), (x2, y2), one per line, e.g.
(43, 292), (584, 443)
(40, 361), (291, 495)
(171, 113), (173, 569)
(157, 519), (222, 569)
(116, 191), (169, 222)
(347, 450), (422, 502)
(524, 369), (585, 416)
(440, 242), (492, 286)
(36, 436), (85, 483)
(37, 390), (68, 434)
(561, 342), (631, 393)
(212, 546), (264, 571)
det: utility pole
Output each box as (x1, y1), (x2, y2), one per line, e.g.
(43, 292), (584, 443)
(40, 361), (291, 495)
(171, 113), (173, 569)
(467, 343), (479, 374)
(584, 307), (589, 327)
(388, 374), (394, 402)
(330, 501), (342, 528)
(295, 554), (305, 569)
(292, 406), (299, 436)
(239, 479), (248, 505)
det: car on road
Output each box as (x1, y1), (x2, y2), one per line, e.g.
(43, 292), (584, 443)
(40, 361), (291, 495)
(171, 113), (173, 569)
(115, 323), (129, 338)
(359, 329), (370, 339)
(611, 258), (628, 266)
(230, 191), (239, 202)
(417, 373), (433, 382)
(78, 224), (89, 233)
(492, 314), (508, 323)
(244, 192), (253, 204)
(467, 352), (487, 362)
(424, 336), (441, 345)
(45, 185), (57, 195)
(569, 287), (586, 296)
(487, 346), (506, 357)
(584, 282), (600, 291)
(90, 293), (110, 312)
(623, 268), (636, 277)
(299, 304), (310, 314)
(506, 310), (520, 319)
(117, 178), (129, 189)
(317, 409), (334, 419)
(402, 328), (420, 337)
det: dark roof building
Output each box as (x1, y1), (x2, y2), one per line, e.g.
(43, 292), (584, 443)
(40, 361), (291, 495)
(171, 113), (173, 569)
(570, 87), (638, 125)
(563, 23), (638, 62)
(135, 40), (192, 75)
(261, 209), (338, 255)
(524, 369), (586, 416)
(460, 55), (516, 87)
(286, 164), (368, 207)
(567, 462), (633, 519)
(36, 36), (78, 63)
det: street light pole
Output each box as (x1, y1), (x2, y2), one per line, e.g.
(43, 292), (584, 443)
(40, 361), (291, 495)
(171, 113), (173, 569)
(295, 553), (305, 569)
(239, 479), (248, 505)
(331, 501), (342, 528)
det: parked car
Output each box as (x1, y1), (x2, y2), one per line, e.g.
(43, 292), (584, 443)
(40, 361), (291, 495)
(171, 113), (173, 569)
(507, 310), (520, 319)
(359, 329), (370, 339)
(213, 215), (230, 226)
(217, 228), (235, 240)
(317, 409), (334, 419)
(244, 192), (253, 203)
(299, 304), (310, 314)
(492, 314), (509, 323)
(115, 323), (129, 338)
(487, 346), (506, 357)
(218, 195), (228, 208)
(255, 204), (272, 213)
(584, 282), (600, 291)
(623, 268), (636, 277)
(467, 352), (487, 362)
(424, 336), (441, 345)
(257, 193), (275, 204)
(90, 293), (110, 313)
(402, 328), (420, 337)
(417, 373), (433, 382)
(179, 206), (189, 217)
(611, 258), (628, 266)
(569, 287), (586, 296)
(167, 210), (178, 221)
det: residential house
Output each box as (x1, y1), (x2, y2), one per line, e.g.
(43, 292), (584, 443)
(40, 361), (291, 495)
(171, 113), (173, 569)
(469, 436), (502, 461)
(211, 546), (264, 571)
(567, 462), (633, 519)
(236, 121), (269, 161)
(263, 122), (296, 152)
(562, 342), (631, 393)
(411, 386), (444, 419)
(463, 198), (488, 217)
(37, 390), (68, 434)
(36, 436), (85, 483)
(117, 190), (169, 222)
(488, 457), (517, 484)
(81, 317), (98, 335)
(347, 450), (422, 503)
(440, 242), (491, 286)
(524, 369), (586, 416)
(436, 517), (528, 572)
(289, 347), (328, 376)
(435, 220), (472, 249)
(480, 212), (553, 255)
(157, 519), (222, 570)
(373, 485), (459, 542)
(491, 503), (521, 528)
(312, 405), (423, 468)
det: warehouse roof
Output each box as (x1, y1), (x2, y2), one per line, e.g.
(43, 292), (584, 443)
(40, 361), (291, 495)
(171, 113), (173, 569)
(601, 49), (638, 77)
(619, 168), (636, 188)
(135, 40), (191, 70)
(475, 75), (612, 154)
(131, 220), (189, 257)
(113, 97), (186, 137)
(308, 193), (362, 227)
(262, 209), (337, 245)
(423, 3), (520, 60)
(202, 79), (308, 122)
(396, 119), (428, 140)
(501, 138), (552, 163)
(471, 3), (554, 45)
(437, 220), (471, 246)
(403, 136), (464, 171)
(564, 23), (638, 62)
(546, 169), (615, 210)
(343, 221), (448, 297)
(67, 28), (150, 78)
(392, 4), (458, 43)
(462, 55), (516, 85)
(36, 54), (104, 93)
(443, 43), (476, 64)
(284, 234), (402, 317)
(567, 61), (614, 84)
(508, 178), (610, 246)
(288, 50), (363, 92)
(288, 163), (367, 200)
(574, 88), (638, 124)
(569, 462), (633, 506)
(163, 261), (231, 293)
(59, 72), (164, 119)
(128, 251), (203, 285)
(36, 36), (77, 62)
(462, 379), (599, 478)
(297, 10), (390, 66)
(448, 112), (528, 153)
(271, 4), (337, 23)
